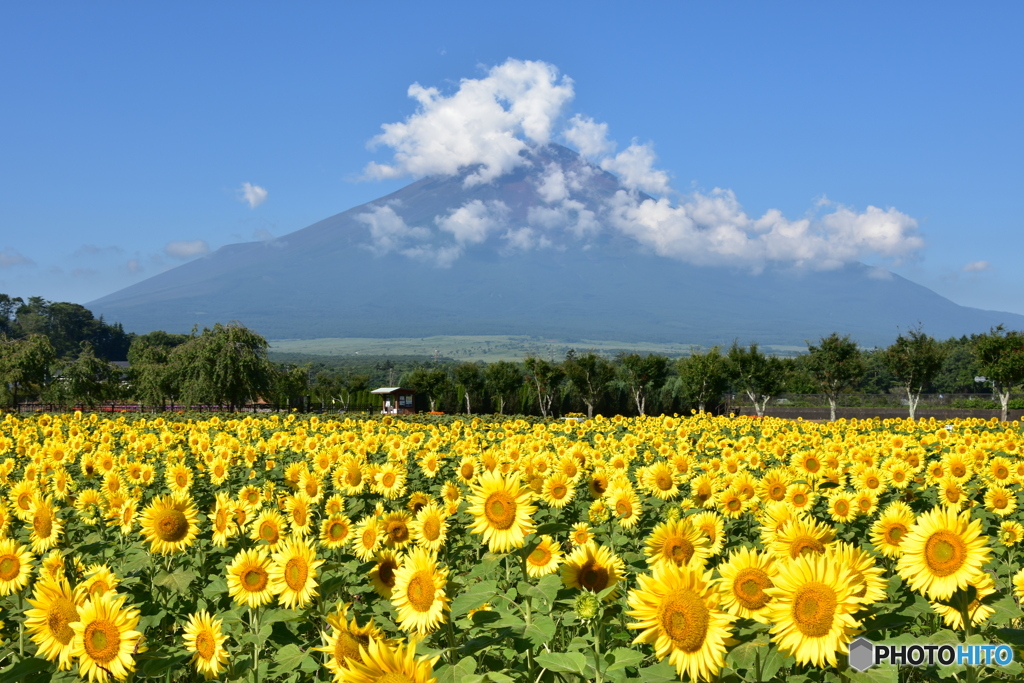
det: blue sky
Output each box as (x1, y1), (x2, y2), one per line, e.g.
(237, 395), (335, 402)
(1, 3), (1022, 319)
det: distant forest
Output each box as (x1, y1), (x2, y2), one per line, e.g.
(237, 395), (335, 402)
(2, 292), (1023, 419)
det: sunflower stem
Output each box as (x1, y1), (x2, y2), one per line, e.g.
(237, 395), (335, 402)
(250, 606), (262, 683)
(17, 589), (24, 657)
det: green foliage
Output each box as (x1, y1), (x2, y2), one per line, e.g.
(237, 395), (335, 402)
(618, 353), (669, 416)
(523, 356), (565, 418)
(0, 333), (55, 406)
(485, 361), (523, 415)
(727, 342), (787, 417)
(805, 333), (865, 420)
(884, 327), (948, 419)
(564, 350), (616, 418)
(172, 322), (276, 410)
(974, 325), (1024, 420)
(676, 346), (730, 413)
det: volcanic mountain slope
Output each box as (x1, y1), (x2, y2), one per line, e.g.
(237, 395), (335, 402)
(89, 144), (1024, 347)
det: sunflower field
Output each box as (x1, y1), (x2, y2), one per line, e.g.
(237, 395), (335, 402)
(1, 411), (1023, 683)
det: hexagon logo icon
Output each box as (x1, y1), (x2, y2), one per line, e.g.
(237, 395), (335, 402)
(849, 637), (875, 672)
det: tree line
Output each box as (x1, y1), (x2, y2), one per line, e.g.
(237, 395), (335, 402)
(2, 293), (1023, 420)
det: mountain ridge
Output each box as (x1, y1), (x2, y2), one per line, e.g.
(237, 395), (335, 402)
(88, 144), (1024, 347)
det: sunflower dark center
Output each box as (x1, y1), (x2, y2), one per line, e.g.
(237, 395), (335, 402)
(406, 571), (435, 612)
(659, 588), (710, 653)
(734, 568), (772, 611)
(485, 492), (517, 530)
(792, 582), (837, 638)
(155, 509), (189, 542)
(925, 532), (966, 576)
(84, 619), (120, 663)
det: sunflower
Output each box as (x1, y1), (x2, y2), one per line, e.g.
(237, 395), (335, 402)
(9, 480), (38, 519)
(238, 484), (263, 509)
(688, 473), (717, 508)
(391, 547), (449, 635)
(339, 635), (439, 683)
(139, 493), (200, 555)
(382, 511), (414, 550)
(644, 519), (710, 570)
(642, 461), (680, 500)
(785, 484), (816, 512)
(561, 542), (625, 599)
(765, 552), (865, 667)
(210, 492), (237, 547)
(983, 485), (1016, 516)
(627, 562), (735, 682)
(250, 509), (287, 549)
(25, 576), (84, 670)
(372, 463), (407, 500)
(715, 546), (778, 623)
(409, 502), (448, 552)
(0, 538), (33, 596)
(690, 511), (725, 557)
(1014, 568), (1024, 602)
(320, 514), (353, 550)
(226, 548), (274, 608)
(768, 516), (835, 561)
(525, 535), (563, 578)
(570, 522), (592, 547)
(896, 506), (992, 601)
(936, 477), (966, 510)
(269, 537), (324, 609)
(717, 487), (746, 519)
(541, 473), (575, 508)
(929, 571), (997, 630)
(825, 492), (857, 524)
(369, 550), (402, 598)
(870, 501), (915, 559)
(756, 469), (790, 503)
(283, 494), (313, 537)
(466, 470), (537, 554)
(315, 603), (385, 680)
(607, 485), (642, 529)
(353, 516), (383, 562)
(998, 520), (1024, 547)
(183, 610), (230, 680)
(825, 541), (887, 605)
(81, 564), (120, 599)
(70, 591), (142, 683)
(166, 462), (193, 493)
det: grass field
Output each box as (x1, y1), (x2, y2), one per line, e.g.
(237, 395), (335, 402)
(268, 335), (807, 362)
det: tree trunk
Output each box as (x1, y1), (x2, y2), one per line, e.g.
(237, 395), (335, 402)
(633, 390), (645, 416)
(497, 395), (505, 414)
(585, 401), (594, 419)
(828, 397), (837, 422)
(906, 387), (919, 420)
(464, 392), (472, 415)
(999, 389), (1010, 422)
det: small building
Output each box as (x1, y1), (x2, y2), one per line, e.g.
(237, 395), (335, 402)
(370, 387), (416, 415)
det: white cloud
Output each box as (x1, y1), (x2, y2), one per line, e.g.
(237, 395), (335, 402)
(535, 164), (569, 204)
(563, 114), (615, 158)
(0, 248), (34, 268)
(527, 200), (599, 239)
(126, 259), (144, 274)
(356, 204), (430, 255)
(239, 182), (268, 208)
(502, 227), (553, 252)
(606, 189), (922, 270)
(962, 260), (991, 273)
(436, 200), (509, 245)
(164, 240), (211, 259)
(364, 59), (574, 186)
(600, 142), (671, 196)
(400, 244), (463, 268)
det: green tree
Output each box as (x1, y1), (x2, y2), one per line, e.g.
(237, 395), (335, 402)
(932, 337), (981, 394)
(454, 362), (486, 415)
(172, 323), (275, 411)
(0, 334), (55, 407)
(617, 353), (669, 416)
(523, 356), (565, 418)
(676, 347), (729, 414)
(805, 333), (865, 421)
(485, 361), (522, 414)
(883, 327), (947, 420)
(727, 342), (787, 417)
(973, 325), (1024, 422)
(275, 365), (311, 410)
(404, 367), (450, 412)
(48, 341), (119, 408)
(127, 331), (189, 409)
(563, 350), (615, 419)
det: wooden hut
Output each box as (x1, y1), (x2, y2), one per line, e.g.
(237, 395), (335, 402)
(370, 387), (416, 415)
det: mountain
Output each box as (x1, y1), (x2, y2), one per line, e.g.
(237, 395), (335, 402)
(88, 144), (1024, 348)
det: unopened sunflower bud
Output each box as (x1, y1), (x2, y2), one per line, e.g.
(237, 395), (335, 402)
(575, 592), (601, 621)
(665, 506), (681, 522)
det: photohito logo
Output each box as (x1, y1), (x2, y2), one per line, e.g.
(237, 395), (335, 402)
(849, 637), (1015, 672)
